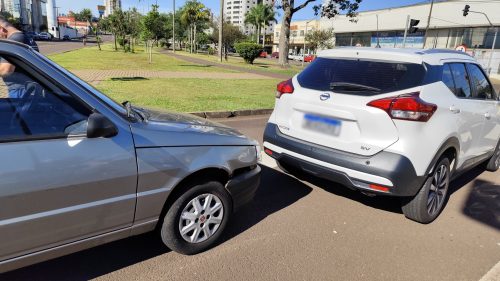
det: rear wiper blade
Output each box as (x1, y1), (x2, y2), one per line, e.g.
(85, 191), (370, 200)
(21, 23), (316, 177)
(330, 82), (381, 92)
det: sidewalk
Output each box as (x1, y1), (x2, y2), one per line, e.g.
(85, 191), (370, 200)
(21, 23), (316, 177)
(71, 69), (273, 84)
(161, 50), (290, 80)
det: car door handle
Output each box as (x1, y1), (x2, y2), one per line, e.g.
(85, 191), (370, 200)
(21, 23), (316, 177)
(449, 106), (461, 114)
(484, 112), (491, 119)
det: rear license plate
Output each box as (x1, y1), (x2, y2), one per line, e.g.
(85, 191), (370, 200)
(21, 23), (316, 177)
(303, 114), (341, 136)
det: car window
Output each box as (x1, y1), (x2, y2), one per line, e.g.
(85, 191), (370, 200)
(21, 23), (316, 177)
(467, 64), (494, 100)
(297, 57), (426, 95)
(442, 64), (456, 94)
(0, 56), (91, 141)
(448, 63), (471, 98)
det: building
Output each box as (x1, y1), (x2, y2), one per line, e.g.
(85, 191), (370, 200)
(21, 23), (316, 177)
(224, 0), (276, 41)
(274, 0), (500, 75)
(104, 0), (121, 17)
(1, 0), (50, 33)
(273, 19), (320, 56)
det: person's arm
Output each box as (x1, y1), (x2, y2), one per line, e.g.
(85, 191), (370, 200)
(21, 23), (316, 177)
(0, 58), (15, 77)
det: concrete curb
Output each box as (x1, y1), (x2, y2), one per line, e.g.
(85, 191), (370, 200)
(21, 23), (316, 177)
(189, 109), (273, 119)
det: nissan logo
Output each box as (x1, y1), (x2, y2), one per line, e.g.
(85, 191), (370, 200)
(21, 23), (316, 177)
(320, 93), (331, 101)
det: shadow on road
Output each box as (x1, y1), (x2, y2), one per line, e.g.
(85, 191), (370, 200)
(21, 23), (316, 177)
(1, 165), (312, 281)
(460, 174), (499, 230)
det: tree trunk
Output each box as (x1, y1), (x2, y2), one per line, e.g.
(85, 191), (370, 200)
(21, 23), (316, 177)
(262, 25), (266, 48)
(114, 34), (117, 51)
(279, 6), (293, 67)
(256, 25), (260, 44)
(194, 24), (197, 53)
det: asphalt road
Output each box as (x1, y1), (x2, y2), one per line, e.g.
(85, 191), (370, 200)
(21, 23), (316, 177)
(2, 114), (498, 281)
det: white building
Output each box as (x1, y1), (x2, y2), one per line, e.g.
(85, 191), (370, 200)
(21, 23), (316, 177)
(1, 0), (50, 33)
(224, 0), (276, 39)
(104, 0), (121, 17)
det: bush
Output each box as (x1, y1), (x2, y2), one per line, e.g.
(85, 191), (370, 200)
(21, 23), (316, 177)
(234, 42), (262, 64)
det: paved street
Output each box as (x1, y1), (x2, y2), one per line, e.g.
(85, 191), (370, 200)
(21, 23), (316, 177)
(37, 40), (91, 55)
(2, 114), (498, 281)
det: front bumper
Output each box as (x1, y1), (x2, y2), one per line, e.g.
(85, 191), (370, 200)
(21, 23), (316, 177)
(263, 123), (426, 197)
(225, 165), (261, 211)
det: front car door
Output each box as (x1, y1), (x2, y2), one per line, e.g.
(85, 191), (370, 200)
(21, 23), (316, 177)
(466, 63), (500, 155)
(0, 47), (137, 263)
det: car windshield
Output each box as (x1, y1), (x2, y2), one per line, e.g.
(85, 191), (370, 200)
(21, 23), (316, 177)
(297, 57), (427, 95)
(33, 51), (129, 117)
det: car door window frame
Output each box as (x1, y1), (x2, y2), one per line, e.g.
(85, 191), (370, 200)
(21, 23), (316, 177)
(441, 63), (458, 96)
(0, 55), (95, 144)
(466, 63), (498, 101)
(446, 62), (474, 99)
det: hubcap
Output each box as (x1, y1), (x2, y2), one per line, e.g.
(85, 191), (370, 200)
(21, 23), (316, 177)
(178, 193), (224, 244)
(427, 164), (449, 217)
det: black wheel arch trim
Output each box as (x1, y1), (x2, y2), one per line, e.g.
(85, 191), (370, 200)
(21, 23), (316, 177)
(425, 137), (460, 176)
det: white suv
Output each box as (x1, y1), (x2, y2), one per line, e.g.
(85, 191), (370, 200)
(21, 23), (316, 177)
(264, 48), (499, 223)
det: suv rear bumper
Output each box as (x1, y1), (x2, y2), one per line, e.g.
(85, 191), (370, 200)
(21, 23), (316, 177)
(263, 123), (426, 197)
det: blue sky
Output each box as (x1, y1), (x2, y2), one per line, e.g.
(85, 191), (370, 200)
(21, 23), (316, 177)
(56, 0), (428, 20)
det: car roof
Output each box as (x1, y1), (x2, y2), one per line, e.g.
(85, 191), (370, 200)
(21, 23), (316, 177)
(317, 47), (476, 65)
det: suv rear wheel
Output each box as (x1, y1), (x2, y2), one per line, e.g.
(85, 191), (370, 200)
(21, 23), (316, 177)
(402, 157), (451, 224)
(484, 140), (500, 172)
(160, 181), (231, 255)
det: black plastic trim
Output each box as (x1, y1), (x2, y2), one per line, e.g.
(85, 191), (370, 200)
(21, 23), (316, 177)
(264, 123), (426, 196)
(225, 165), (261, 211)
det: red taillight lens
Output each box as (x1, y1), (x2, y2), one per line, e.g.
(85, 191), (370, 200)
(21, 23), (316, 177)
(276, 79), (294, 98)
(367, 92), (437, 122)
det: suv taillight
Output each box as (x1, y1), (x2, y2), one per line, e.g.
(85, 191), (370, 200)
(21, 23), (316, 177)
(367, 93), (437, 122)
(276, 79), (294, 98)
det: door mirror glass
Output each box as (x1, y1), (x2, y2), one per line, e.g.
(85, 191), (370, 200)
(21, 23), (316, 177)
(87, 113), (118, 138)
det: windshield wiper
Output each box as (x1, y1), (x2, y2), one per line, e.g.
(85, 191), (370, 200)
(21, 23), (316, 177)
(330, 82), (381, 92)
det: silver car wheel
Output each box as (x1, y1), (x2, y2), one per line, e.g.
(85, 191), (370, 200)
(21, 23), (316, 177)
(427, 164), (449, 217)
(178, 193), (224, 244)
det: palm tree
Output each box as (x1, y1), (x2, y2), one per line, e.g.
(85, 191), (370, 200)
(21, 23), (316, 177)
(260, 4), (277, 48)
(244, 4), (277, 47)
(181, 0), (209, 53)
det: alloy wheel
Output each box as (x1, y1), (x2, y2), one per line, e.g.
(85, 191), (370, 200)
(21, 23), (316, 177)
(427, 164), (449, 216)
(178, 193), (224, 244)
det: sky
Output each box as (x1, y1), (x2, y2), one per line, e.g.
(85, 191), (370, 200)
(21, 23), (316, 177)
(55, 0), (428, 20)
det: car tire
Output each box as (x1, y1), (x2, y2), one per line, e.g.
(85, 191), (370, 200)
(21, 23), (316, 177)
(401, 157), (451, 224)
(484, 140), (500, 172)
(160, 181), (232, 255)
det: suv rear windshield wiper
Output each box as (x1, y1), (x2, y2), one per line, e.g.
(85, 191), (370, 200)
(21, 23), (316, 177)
(330, 82), (381, 93)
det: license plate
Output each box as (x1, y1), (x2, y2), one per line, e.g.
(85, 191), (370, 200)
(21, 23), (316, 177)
(303, 114), (341, 136)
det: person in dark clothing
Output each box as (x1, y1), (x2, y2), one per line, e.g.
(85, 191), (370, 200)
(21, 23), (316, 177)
(0, 16), (31, 98)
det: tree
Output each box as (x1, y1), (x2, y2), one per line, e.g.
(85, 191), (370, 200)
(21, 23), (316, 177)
(305, 28), (335, 52)
(74, 8), (93, 22)
(276, 0), (362, 66)
(212, 22), (245, 60)
(245, 4), (277, 47)
(142, 5), (164, 62)
(261, 5), (277, 47)
(180, 0), (210, 53)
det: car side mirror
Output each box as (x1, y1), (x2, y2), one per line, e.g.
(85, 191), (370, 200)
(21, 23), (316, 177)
(87, 113), (118, 138)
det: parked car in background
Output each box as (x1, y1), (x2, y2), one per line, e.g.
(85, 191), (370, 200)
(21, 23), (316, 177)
(303, 54), (316, 63)
(260, 51), (268, 58)
(271, 52), (279, 59)
(38, 32), (52, 41)
(0, 39), (261, 273)
(288, 54), (303, 61)
(25, 35), (39, 52)
(25, 31), (39, 40)
(264, 48), (499, 224)
(62, 35), (71, 41)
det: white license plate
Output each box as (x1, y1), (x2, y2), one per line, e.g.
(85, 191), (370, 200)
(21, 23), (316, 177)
(303, 114), (341, 136)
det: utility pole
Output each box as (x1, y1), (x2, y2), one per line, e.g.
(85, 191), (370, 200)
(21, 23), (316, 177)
(402, 15), (410, 48)
(172, 0), (175, 53)
(375, 14), (380, 48)
(219, 0), (223, 62)
(423, 0), (434, 48)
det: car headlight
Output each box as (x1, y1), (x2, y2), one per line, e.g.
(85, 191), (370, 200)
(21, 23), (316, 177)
(255, 145), (262, 162)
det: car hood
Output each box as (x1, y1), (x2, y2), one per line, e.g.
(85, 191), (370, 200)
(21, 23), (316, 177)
(130, 108), (256, 148)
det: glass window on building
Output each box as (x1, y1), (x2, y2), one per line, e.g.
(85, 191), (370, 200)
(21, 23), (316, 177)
(336, 33), (353, 47)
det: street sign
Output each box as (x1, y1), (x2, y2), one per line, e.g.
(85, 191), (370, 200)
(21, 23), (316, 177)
(455, 45), (467, 52)
(98, 5), (105, 16)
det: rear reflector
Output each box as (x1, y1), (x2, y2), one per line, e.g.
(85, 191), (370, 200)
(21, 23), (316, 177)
(367, 92), (437, 122)
(264, 148), (273, 156)
(276, 79), (294, 98)
(369, 184), (390, 192)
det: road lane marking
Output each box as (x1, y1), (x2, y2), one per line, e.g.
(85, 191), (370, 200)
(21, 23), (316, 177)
(480, 261), (500, 281)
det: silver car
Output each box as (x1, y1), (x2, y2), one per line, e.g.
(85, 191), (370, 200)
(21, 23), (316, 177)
(0, 40), (261, 272)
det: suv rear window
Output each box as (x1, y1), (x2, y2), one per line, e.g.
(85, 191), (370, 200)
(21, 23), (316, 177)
(297, 58), (426, 94)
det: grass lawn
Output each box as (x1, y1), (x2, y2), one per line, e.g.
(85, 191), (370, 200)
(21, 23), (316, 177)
(177, 51), (304, 77)
(48, 44), (236, 73)
(96, 78), (279, 112)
